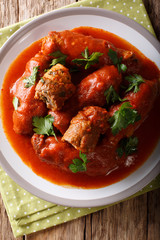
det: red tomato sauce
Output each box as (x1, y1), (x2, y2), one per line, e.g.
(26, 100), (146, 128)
(1, 27), (160, 188)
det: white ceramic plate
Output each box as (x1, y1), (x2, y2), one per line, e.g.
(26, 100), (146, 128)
(0, 7), (160, 207)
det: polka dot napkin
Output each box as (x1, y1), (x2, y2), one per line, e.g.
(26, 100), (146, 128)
(0, 0), (159, 237)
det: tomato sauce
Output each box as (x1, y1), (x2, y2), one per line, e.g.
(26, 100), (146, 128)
(1, 27), (160, 188)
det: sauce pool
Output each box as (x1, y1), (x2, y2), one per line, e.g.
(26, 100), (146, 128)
(1, 27), (160, 188)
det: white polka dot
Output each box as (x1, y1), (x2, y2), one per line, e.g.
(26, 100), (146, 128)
(47, 219), (50, 223)
(0, 33), (2, 35)
(36, 223), (39, 226)
(54, 211), (57, 214)
(17, 188), (19, 191)
(17, 207), (20, 211)
(113, 6), (116, 9)
(2, 180), (5, 183)
(27, 204), (30, 207)
(123, 3), (126, 5)
(34, 208), (37, 211)
(43, 227), (46, 229)
(37, 212), (40, 215)
(48, 208), (50, 211)
(144, 14), (146, 17)
(6, 192), (9, 195)
(120, 10), (123, 12)
(44, 205), (47, 208)
(148, 25), (150, 28)
(33, 230), (36, 232)
(26, 226), (29, 229)
(23, 192), (26, 195)
(140, 3), (143, 6)
(133, 0), (135, 2)
(88, 208), (91, 209)
(57, 216), (60, 220)
(137, 10), (140, 13)
(24, 212), (27, 215)
(77, 210), (81, 213)
(14, 215), (16, 218)
(107, 2), (109, 5)
(134, 17), (137, 20)
(97, 5), (99, 8)
(5, 173), (8, 176)
(27, 215), (30, 218)
(17, 230), (19, 233)
(30, 196), (33, 199)
(67, 213), (70, 216)
(9, 184), (12, 187)
(10, 203), (13, 206)
(20, 200), (23, 203)
(127, 14), (130, 16)
(90, 1), (92, 4)
(37, 200), (41, 203)
(141, 21), (143, 24)
(10, 29), (13, 31)
(130, 6), (133, 9)
(13, 196), (16, 199)
(64, 207), (68, 209)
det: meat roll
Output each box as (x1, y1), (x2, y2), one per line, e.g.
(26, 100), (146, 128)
(35, 64), (75, 111)
(62, 106), (109, 152)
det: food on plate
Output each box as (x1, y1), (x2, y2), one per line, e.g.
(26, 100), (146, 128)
(35, 63), (75, 111)
(1, 26), (160, 188)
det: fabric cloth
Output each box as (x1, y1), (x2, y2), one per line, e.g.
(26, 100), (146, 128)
(0, 0), (159, 237)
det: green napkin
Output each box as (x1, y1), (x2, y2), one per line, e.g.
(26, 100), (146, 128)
(0, 0), (159, 237)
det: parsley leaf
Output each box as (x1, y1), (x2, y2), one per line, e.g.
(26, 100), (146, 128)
(104, 86), (125, 106)
(32, 115), (57, 139)
(12, 97), (19, 110)
(69, 151), (88, 173)
(72, 47), (103, 70)
(125, 74), (145, 93)
(116, 136), (139, 158)
(23, 66), (39, 88)
(108, 49), (127, 73)
(109, 102), (141, 136)
(50, 50), (67, 66)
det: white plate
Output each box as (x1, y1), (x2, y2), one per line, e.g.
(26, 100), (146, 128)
(0, 7), (160, 207)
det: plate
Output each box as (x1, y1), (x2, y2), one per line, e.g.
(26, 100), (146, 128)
(0, 7), (160, 207)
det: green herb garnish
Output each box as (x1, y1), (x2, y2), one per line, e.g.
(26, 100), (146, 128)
(50, 50), (67, 66)
(109, 102), (141, 136)
(23, 66), (39, 88)
(69, 151), (88, 173)
(32, 115), (57, 139)
(116, 136), (139, 158)
(108, 49), (127, 73)
(104, 86), (125, 106)
(72, 47), (103, 70)
(12, 97), (19, 110)
(125, 74), (145, 93)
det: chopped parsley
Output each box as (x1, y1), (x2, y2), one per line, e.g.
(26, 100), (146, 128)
(50, 50), (67, 66)
(32, 115), (57, 139)
(108, 49), (127, 73)
(72, 47), (103, 70)
(12, 96), (19, 110)
(116, 136), (139, 158)
(104, 85), (125, 106)
(125, 74), (145, 93)
(109, 102), (141, 136)
(23, 66), (39, 88)
(69, 151), (88, 173)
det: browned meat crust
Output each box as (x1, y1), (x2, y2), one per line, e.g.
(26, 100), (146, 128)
(35, 64), (75, 111)
(62, 106), (109, 152)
